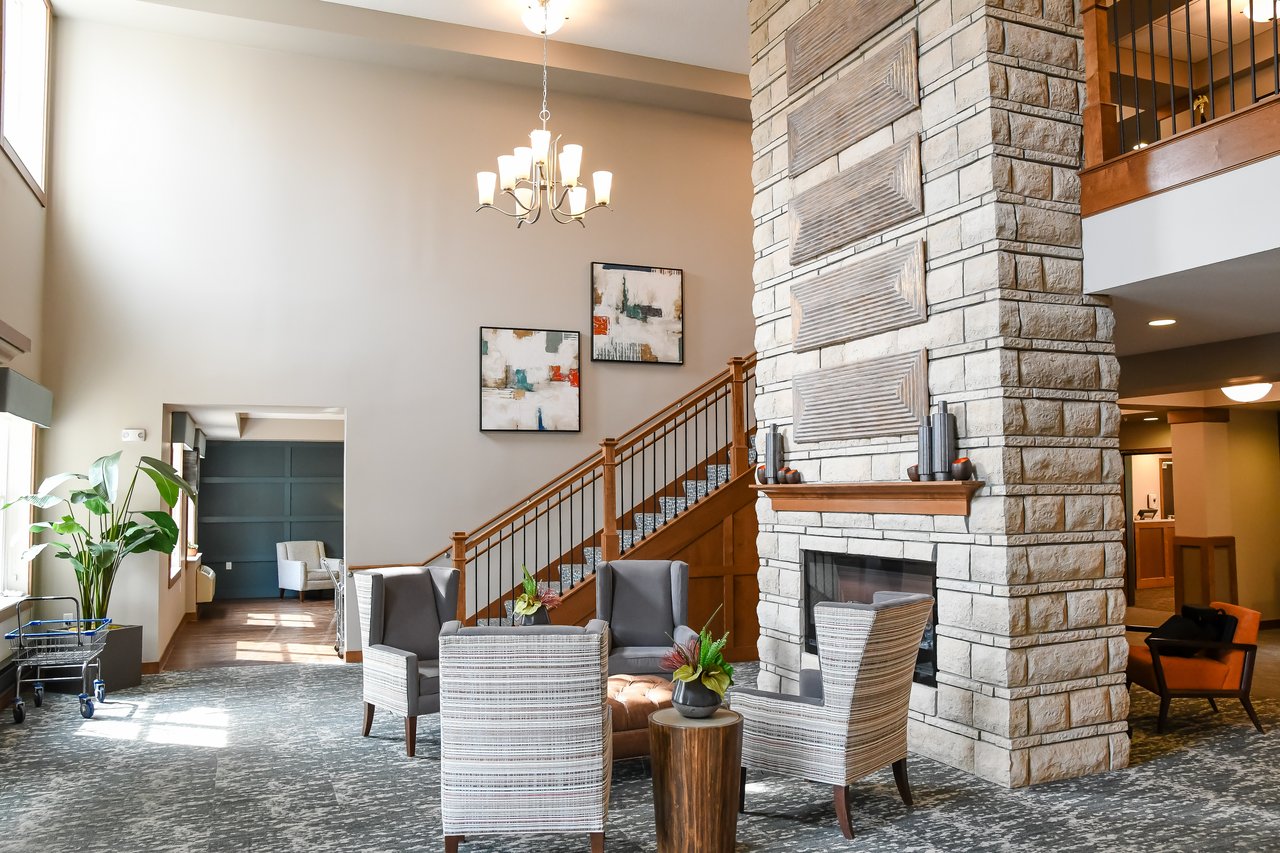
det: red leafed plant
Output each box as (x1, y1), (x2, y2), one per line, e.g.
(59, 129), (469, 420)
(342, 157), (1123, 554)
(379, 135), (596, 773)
(514, 566), (562, 617)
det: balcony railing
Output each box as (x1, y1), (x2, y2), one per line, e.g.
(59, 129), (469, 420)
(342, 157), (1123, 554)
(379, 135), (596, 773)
(1084, 0), (1280, 165)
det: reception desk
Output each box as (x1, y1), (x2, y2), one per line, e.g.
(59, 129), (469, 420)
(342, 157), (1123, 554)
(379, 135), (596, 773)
(1134, 519), (1175, 588)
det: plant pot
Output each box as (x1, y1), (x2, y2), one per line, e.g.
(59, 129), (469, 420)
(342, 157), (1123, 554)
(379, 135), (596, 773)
(672, 678), (722, 719)
(514, 607), (551, 626)
(48, 623), (142, 694)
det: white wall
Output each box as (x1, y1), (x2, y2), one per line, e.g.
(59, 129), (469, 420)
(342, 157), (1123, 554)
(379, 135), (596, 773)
(1129, 453), (1164, 518)
(1082, 154), (1280, 294)
(39, 20), (754, 660)
(1226, 410), (1280, 620)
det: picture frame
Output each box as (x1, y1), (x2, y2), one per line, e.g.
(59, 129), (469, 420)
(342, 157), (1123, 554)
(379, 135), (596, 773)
(590, 262), (684, 365)
(479, 326), (581, 433)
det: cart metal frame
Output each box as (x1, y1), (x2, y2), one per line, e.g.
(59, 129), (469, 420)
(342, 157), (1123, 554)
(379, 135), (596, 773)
(4, 596), (110, 723)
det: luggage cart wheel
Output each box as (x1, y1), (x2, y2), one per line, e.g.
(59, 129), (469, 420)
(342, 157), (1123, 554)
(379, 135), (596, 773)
(79, 695), (95, 719)
(94, 680), (106, 704)
(12, 700), (23, 724)
(33, 683), (44, 707)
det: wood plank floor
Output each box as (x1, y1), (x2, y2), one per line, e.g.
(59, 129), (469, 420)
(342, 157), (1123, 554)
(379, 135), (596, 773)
(165, 598), (346, 672)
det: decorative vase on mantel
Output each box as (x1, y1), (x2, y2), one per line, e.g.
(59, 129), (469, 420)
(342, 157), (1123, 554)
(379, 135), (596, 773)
(672, 678), (722, 719)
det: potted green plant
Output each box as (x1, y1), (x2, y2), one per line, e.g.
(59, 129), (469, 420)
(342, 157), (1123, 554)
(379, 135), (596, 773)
(660, 611), (735, 718)
(513, 565), (562, 626)
(3, 452), (196, 688)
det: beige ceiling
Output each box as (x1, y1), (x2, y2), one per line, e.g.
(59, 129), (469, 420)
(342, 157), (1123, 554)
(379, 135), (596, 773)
(319, 0), (751, 73)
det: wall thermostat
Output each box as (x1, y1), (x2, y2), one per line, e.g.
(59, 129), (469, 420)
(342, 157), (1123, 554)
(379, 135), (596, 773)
(121, 428), (147, 442)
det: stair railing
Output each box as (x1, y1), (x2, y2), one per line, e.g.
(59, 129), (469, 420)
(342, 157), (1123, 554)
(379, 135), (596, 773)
(433, 355), (755, 624)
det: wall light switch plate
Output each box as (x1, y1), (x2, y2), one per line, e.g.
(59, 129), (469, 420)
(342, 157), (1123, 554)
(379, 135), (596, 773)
(121, 428), (147, 442)
(224, 562), (233, 572)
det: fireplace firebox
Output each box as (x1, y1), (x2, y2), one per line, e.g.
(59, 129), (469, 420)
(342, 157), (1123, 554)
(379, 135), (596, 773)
(802, 550), (937, 686)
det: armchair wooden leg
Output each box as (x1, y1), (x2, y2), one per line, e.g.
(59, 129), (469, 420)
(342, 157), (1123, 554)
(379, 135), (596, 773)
(300, 589), (306, 603)
(1207, 697), (1219, 712)
(279, 588), (285, 599)
(444, 835), (462, 853)
(405, 716), (418, 757)
(1241, 696), (1265, 733)
(362, 702), (374, 737)
(590, 831), (605, 852)
(833, 784), (854, 840)
(892, 758), (914, 807)
(1157, 696), (1171, 734)
(739, 767), (747, 814)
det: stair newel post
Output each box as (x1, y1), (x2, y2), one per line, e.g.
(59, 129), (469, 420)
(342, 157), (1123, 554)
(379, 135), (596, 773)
(451, 531), (468, 622)
(600, 439), (621, 562)
(729, 357), (749, 478)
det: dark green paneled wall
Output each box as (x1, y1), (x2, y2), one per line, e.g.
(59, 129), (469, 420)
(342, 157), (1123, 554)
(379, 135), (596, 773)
(200, 440), (343, 599)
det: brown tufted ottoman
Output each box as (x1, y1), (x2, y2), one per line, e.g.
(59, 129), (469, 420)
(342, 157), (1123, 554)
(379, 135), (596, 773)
(608, 674), (674, 760)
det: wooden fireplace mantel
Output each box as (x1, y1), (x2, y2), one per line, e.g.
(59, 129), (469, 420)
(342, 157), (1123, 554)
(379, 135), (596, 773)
(750, 480), (984, 516)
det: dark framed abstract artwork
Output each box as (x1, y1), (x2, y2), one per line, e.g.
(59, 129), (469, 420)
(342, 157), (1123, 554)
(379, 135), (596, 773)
(591, 262), (684, 364)
(479, 326), (581, 432)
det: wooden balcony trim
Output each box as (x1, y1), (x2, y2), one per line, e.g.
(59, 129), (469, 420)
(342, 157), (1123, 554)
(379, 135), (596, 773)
(750, 480), (984, 516)
(1081, 94), (1280, 217)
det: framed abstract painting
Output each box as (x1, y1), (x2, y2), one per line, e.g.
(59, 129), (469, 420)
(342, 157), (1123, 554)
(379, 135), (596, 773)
(480, 326), (581, 432)
(591, 262), (684, 364)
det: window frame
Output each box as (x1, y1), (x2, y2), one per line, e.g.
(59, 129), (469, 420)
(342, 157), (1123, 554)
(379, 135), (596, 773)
(0, 0), (52, 205)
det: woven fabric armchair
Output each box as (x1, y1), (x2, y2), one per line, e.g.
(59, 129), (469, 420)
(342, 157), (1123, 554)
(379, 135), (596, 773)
(438, 621), (611, 853)
(353, 566), (459, 757)
(730, 592), (933, 840)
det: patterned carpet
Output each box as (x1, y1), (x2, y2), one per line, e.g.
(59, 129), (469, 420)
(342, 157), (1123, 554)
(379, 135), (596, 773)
(0, 662), (1276, 853)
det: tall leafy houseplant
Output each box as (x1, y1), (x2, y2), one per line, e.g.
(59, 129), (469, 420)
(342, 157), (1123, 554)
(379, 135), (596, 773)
(3, 452), (196, 621)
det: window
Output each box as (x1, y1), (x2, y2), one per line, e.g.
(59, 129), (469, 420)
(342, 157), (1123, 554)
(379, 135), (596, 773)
(1, 0), (51, 202)
(0, 411), (36, 599)
(169, 444), (186, 584)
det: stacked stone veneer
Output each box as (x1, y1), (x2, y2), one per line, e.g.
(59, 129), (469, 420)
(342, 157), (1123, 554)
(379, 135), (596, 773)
(748, 0), (1129, 786)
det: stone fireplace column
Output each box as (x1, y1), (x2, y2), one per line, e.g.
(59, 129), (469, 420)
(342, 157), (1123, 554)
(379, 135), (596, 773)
(748, 0), (1128, 786)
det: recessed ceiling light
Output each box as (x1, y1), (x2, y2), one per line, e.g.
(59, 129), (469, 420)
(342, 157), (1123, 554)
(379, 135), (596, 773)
(1143, 417), (1158, 421)
(1148, 318), (1176, 327)
(1221, 382), (1273, 403)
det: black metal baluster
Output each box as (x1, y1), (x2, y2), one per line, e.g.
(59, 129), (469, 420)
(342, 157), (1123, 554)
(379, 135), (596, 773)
(1249, 0), (1257, 102)
(1166, 3), (1177, 133)
(1185, 0), (1195, 124)
(1207, 0), (1217, 118)
(1128, 0), (1142, 145)
(1228, 0), (1237, 113)
(1273, 6), (1279, 96)
(1146, 0), (1159, 142)
(1112, 2), (1127, 152)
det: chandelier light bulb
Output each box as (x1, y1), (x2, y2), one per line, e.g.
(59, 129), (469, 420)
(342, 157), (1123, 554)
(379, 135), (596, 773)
(529, 129), (552, 166)
(497, 155), (518, 191)
(513, 146), (533, 181)
(1221, 382), (1273, 403)
(559, 143), (583, 185)
(592, 170), (613, 207)
(476, 171), (496, 206)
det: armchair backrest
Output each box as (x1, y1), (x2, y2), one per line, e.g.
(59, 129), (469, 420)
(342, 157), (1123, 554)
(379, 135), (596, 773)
(438, 621), (611, 833)
(596, 560), (688, 647)
(354, 567), (459, 661)
(1211, 601), (1260, 688)
(277, 540), (324, 568)
(814, 593), (933, 757)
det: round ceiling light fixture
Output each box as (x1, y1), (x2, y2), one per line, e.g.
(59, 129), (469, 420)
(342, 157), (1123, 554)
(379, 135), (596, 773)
(1221, 382), (1273, 403)
(522, 0), (568, 35)
(1239, 0), (1279, 22)
(1148, 318), (1177, 327)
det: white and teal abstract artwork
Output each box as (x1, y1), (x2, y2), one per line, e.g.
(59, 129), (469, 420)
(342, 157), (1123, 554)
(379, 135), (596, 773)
(591, 262), (684, 364)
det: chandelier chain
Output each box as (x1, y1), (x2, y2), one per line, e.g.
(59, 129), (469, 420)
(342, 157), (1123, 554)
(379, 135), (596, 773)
(540, 8), (551, 126)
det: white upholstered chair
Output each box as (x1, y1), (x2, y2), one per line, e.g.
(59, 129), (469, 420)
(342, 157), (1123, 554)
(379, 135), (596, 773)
(438, 620), (611, 852)
(353, 566), (459, 757)
(275, 540), (339, 601)
(731, 592), (934, 840)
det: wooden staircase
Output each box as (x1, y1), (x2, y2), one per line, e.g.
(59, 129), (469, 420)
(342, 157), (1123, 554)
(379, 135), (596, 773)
(383, 356), (761, 660)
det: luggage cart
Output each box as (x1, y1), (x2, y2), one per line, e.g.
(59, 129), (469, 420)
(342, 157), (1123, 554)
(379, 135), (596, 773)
(4, 596), (110, 724)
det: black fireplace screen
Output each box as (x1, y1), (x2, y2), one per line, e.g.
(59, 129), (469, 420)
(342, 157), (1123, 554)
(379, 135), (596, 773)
(802, 550), (937, 687)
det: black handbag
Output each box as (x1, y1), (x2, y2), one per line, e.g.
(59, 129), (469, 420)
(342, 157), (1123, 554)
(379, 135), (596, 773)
(1147, 614), (1210, 657)
(1182, 604), (1238, 646)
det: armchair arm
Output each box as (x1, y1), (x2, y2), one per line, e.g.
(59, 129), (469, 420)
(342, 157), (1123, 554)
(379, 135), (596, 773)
(1125, 624), (1162, 633)
(362, 643), (418, 716)
(1146, 636), (1259, 655)
(320, 556), (344, 585)
(730, 684), (825, 709)
(278, 558), (306, 590)
(673, 624), (698, 646)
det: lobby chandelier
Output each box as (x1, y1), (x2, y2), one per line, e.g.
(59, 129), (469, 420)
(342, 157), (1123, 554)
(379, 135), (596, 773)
(475, 0), (613, 227)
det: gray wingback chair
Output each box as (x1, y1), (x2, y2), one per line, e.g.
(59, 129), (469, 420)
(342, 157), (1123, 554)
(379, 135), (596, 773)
(438, 621), (611, 852)
(731, 592), (934, 840)
(353, 566), (459, 757)
(595, 559), (696, 675)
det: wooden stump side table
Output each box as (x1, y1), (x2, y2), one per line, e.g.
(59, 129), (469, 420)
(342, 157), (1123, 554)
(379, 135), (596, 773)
(648, 707), (743, 853)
